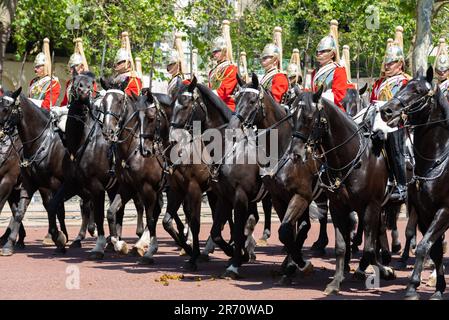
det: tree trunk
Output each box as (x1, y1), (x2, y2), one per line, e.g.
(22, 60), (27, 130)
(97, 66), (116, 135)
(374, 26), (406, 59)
(413, 0), (434, 76)
(0, 0), (18, 86)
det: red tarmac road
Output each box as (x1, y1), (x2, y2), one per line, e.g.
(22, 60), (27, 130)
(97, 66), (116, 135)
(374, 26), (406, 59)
(0, 221), (447, 300)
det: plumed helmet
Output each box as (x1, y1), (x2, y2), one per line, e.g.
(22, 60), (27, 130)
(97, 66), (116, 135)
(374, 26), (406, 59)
(68, 53), (83, 68)
(166, 49), (180, 66)
(34, 52), (47, 67)
(436, 54), (449, 73)
(114, 48), (131, 65)
(212, 36), (227, 53)
(261, 43), (280, 59)
(384, 44), (404, 64)
(316, 35), (337, 53)
(286, 63), (300, 78)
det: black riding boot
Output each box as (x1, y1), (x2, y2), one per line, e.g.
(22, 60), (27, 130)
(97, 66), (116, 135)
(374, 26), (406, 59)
(386, 130), (407, 201)
(107, 144), (116, 176)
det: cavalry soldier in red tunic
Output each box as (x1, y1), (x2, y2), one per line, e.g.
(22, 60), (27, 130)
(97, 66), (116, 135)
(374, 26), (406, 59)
(311, 20), (349, 112)
(28, 38), (61, 111)
(285, 49), (303, 105)
(208, 20), (238, 112)
(166, 32), (189, 99)
(113, 32), (142, 97)
(370, 26), (411, 201)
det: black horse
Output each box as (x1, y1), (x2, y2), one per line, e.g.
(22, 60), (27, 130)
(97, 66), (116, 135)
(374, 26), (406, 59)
(210, 73), (293, 278)
(166, 77), (232, 271)
(101, 83), (170, 263)
(0, 88), (73, 256)
(295, 87), (396, 295)
(380, 67), (449, 300)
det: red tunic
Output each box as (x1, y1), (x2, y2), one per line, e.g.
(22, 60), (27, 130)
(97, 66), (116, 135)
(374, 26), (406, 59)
(260, 68), (289, 104)
(312, 64), (348, 112)
(28, 76), (61, 111)
(370, 75), (409, 102)
(209, 61), (238, 112)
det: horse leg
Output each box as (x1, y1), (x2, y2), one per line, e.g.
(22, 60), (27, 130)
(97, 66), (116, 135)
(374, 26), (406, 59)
(386, 203), (402, 254)
(88, 192), (107, 260)
(258, 196), (272, 245)
(162, 188), (191, 254)
(200, 192), (218, 259)
(182, 183), (202, 271)
(86, 200), (96, 237)
(210, 196), (234, 257)
(106, 192), (130, 255)
(311, 193), (329, 253)
(351, 213), (364, 254)
(0, 184), (12, 245)
(244, 202), (258, 262)
(428, 238), (446, 300)
(8, 189), (26, 249)
(222, 187), (249, 279)
(398, 205), (418, 269)
(405, 208), (449, 300)
(134, 197), (145, 238)
(138, 189), (162, 265)
(324, 204), (351, 295)
(277, 195), (311, 283)
(70, 199), (90, 249)
(378, 208), (392, 266)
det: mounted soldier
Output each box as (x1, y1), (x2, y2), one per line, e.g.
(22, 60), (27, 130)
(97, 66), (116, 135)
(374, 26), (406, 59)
(434, 38), (449, 99)
(28, 38), (61, 111)
(238, 51), (250, 84)
(166, 32), (188, 99)
(260, 26), (289, 104)
(284, 48), (303, 105)
(208, 20), (238, 112)
(311, 20), (349, 112)
(113, 32), (142, 96)
(370, 26), (411, 201)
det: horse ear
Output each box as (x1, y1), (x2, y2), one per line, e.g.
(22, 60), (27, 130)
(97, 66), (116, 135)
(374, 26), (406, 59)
(146, 90), (154, 103)
(251, 73), (259, 89)
(71, 66), (79, 77)
(12, 87), (22, 100)
(313, 86), (323, 103)
(100, 77), (110, 91)
(188, 76), (197, 93)
(426, 66), (433, 83)
(237, 73), (245, 87)
(359, 83), (368, 96)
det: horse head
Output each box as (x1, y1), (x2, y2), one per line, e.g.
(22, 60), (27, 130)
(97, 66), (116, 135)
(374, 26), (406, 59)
(100, 76), (132, 142)
(135, 90), (166, 157)
(170, 76), (205, 132)
(343, 83), (368, 117)
(0, 87), (22, 133)
(231, 72), (265, 129)
(380, 66), (448, 127)
(71, 71), (96, 105)
(289, 86), (323, 162)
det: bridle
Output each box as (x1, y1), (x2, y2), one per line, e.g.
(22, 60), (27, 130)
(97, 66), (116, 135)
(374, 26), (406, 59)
(170, 89), (207, 133)
(233, 87), (266, 128)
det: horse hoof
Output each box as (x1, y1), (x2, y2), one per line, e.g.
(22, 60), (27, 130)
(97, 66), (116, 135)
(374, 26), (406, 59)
(257, 239), (268, 247)
(0, 237), (7, 246)
(197, 254), (210, 263)
(53, 247), (66, 255)
(88, 226), (96, 237)
(275, 275), (293, 286)
(221, 269), (241, 280)
(130, 246), (146, 257)
(183, 261), (198, 272)
(88, 251), (104, 260)
(116, 241), (129, 255)
(249, 253), (257, 263)
(404, 292), (420, 300)
(70, 240), (82, 249)
(311, 240), (328, 252)
(1, 247), (13, 256)
(430, 291), (443, 300)
(392, 243), (402, 254)
(137, 256), (154, 265)
(42, 235), (54, 246)
(381, 267), (396, 281)
(299, 261), (314, 277)
(426, 275), (437, 287)
(324, 283), (340, 296)
(179, 248), (188, 256)
(14, 242), (25, 250)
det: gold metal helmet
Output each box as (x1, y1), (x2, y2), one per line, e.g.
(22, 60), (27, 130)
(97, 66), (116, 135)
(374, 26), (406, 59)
(384, 44), (405, 64)
(261, 43), (281, 59)
(316, 20), (340, 61)
(435, 38), (449, 73)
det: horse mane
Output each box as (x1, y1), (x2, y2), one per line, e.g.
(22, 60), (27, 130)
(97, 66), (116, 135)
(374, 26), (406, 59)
(263, 89), (287, 119)
(321, 97), (358, 130)
(195, 83), (233, 122)
(21, 93), (51, 118)
(153, 92), (172, 107)
(435, 85), (449, 126)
